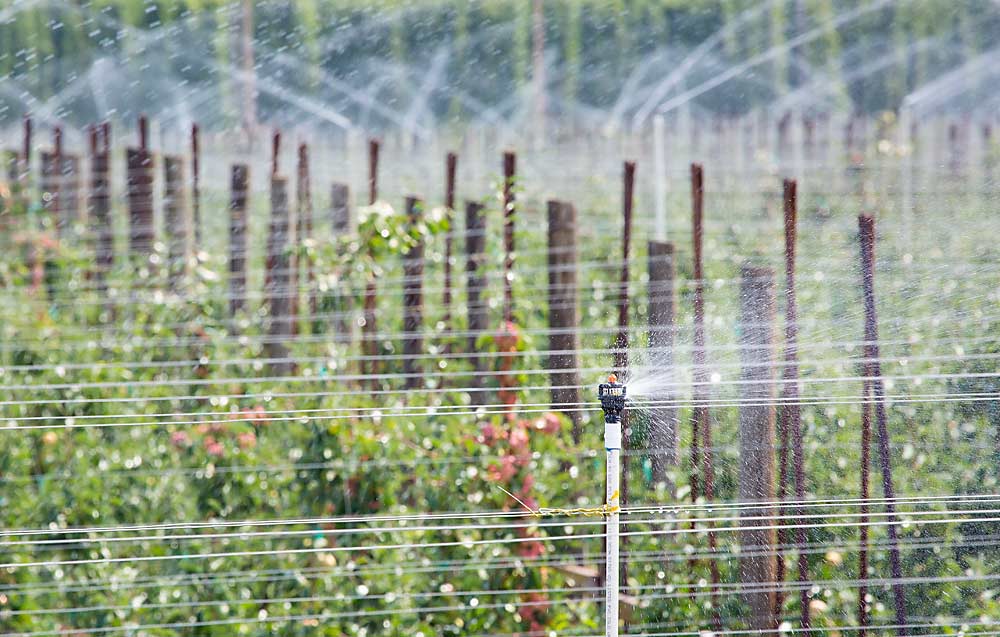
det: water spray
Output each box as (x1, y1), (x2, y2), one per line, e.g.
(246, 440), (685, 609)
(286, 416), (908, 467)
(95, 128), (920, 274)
(598, 374), (626, 637)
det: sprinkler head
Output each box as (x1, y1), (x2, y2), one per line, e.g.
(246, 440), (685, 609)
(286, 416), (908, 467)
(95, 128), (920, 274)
(598, 374), (627, 424)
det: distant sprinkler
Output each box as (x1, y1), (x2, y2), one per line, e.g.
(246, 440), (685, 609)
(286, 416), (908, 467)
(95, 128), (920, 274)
(597, 373), (626, 637)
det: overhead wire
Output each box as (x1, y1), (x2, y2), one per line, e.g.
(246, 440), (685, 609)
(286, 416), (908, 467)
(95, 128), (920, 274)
(4, 321), (999, 377)
(5, 387), (1000, 432)
(7, 507), (1000, 570)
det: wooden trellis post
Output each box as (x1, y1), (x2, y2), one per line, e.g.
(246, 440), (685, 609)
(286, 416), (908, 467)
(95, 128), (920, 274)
(1, 150), (17, 225)
(362, 139), (380, 382)
(229, 164), (250, 317)
(21, 116), (32, 188)
(546, 199), (581, 442)
(331, 183), (351, 233)
(127, 116), (155, 260)
(266, 176), (293, 374)
(163, 155), (189, 286)
(502, 151), (516, 323)
(191, 123), (201, 247)
(330, 182), (352, 342)
(297, 143), (315, 319)
(40, 127), (62, 229)
(443, 152), (457, 336)
(60, 153), (81, 233)
(647, 240), (678, 481)
(88, 123), (112, 290)
(465, 201), (487, 403)
(402, 196), (424, 389)
(737, 263), (778, 634)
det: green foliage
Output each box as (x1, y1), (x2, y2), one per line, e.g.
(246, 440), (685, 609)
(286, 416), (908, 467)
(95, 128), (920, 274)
(2, 144), (1000, 634)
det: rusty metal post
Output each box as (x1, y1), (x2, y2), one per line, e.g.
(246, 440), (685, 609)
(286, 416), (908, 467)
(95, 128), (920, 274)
(615, 161), (634, 465)
(127, 116), (155, 259)
(403, 196), (424, 389)
(191, 123), (201, 248)
(330, 182), (352, 342)
(443, 152), (457, 335)
(689, 164), (705, 504)
(163, 155), (190, 285)
(546, 199), (581, 442)
(858, 213), (907, 635)
(647, 240), (678, 481)
(89, 123), (112, 289)
(737, 263), (778, 634)
(502, 151), (516, 323)
(465, 201), (487, 403)
(858, 365), (873, 637)
(777, 179), (811, 628)
(229, 164), (250, 317)
(266, 176), (293, 374)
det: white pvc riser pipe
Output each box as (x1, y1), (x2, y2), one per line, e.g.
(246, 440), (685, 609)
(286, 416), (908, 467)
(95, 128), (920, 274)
(604, 421), (622, 637)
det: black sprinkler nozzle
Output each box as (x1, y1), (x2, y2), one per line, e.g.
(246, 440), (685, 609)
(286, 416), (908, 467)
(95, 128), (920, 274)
(598, 374), (627, 424)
